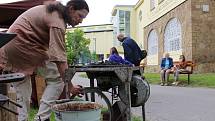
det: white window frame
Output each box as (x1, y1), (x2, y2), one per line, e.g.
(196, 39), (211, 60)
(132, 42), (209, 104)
(164, 18), (182, 52)
(147, 29), (158, 65)
(148, 29), (158, 55)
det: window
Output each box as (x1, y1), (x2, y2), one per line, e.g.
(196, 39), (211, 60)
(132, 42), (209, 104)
(147, 29), (158, 65)
(164, 18), (182, 52)
(148, 29), (158, 55)
(125, 11), (130, 36)
(112, 10), (131, 47)
(150, 0), (155, 10)
(119, 10), (125, 24)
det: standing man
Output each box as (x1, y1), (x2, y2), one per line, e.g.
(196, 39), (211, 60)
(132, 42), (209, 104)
(117, 33), (143, 66)
(0, 0), (89, 121)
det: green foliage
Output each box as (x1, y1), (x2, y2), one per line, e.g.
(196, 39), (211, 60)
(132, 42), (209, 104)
(91, 51), (99, 62)
(28, 107), (56, 121)
(132, 116), (142, 121)
(35, 67), (45, 77)
(101, 107), (108, 113)
(79, 73), (88, 78)
(28, 107), (38, 121)
(66, 29), (91, 65)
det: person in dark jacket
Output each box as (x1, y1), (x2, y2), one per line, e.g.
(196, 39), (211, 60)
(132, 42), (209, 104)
(160, 53), (173, 86)
(117, 33), (142, 66)
(109, 47), (133, 66)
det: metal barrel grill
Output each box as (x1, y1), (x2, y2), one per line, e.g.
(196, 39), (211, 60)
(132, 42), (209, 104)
(0, 33), (24, 115)
(64, 62), (150, 121)
(0, 73), (25, 115)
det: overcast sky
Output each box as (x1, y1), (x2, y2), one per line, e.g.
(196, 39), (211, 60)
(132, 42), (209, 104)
(68, 0), (139, 26)
(1, 0), (139, 26)
(60, 0), (139, 26)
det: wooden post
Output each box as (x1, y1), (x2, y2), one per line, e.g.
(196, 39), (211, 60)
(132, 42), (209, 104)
(0, 90), (18, 121)
(35, 75), (46, 105)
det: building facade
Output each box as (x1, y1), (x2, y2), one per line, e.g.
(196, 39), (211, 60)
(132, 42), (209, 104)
(68, 24), (114, 61)
(133, 0), (215, 73)
(111, 5), (145, 57)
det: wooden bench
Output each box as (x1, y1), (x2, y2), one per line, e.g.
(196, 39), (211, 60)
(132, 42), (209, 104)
(170, 61), (195, 84)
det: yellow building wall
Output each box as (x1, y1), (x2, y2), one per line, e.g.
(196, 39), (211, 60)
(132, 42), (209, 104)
(141, 0), (187, 27)
(67, 24), (113, 59)
(130, 10), (137, 41)
(134, 0), (186, 65)
(134, 0), (145, 49)
(84, 31), (113, 56)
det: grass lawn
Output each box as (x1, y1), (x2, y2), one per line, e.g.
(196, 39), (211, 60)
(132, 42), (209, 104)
(81, 72), (215, 88)
(144, 73), (215, 88)
(28, 107), (55, 121)
(28, 107), (38, 121)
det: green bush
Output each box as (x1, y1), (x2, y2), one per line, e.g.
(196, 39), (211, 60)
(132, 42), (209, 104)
(66, 29), (91, 65)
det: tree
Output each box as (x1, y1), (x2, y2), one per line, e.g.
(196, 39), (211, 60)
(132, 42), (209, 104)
(66, 29), (91, 65)
(91, 51), (98, 63)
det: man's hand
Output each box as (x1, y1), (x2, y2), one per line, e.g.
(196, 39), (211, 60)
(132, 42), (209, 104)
(0, 64), (4, 73)
(70, 85), (83, 97)
(0, 64), (4, 69)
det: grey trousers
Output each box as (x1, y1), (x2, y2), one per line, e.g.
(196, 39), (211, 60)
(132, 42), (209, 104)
(13, 76), (32, 121)
(160, 69), (171, 83)
(34, 61), (65, 121)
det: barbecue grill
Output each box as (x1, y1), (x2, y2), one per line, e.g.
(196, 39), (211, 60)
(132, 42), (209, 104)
(0, 32), (24, 115)
(64, 62), (150, 121)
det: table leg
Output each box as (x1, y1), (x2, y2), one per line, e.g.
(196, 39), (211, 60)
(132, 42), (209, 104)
(90, 78), (95, 102)
(124, 82), (131, 121)
(142, 104), (145, 121)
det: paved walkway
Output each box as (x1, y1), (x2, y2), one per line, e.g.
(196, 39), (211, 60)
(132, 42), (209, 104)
(132, 85), (215, 121)
(72, 73), (215, 121)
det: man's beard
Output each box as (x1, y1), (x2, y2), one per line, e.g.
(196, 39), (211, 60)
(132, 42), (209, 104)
(64, 10), (75, 27)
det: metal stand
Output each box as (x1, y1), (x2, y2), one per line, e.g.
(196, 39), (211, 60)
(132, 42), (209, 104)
(0, 73), (25, 115)
(64, 65), (146, 121)
(142, 104), (145, 121)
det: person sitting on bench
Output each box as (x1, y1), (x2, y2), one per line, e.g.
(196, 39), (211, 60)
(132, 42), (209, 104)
(160, 53), (173, 86)
(172, 55), (188, 85)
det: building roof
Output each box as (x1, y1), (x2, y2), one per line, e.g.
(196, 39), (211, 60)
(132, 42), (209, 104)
(111, 5), (135, 16)
(68, 24), (113, 33)
(76, 23), (113, 28)
(0, 0), (54, 28)
(134, 0), (144, 10)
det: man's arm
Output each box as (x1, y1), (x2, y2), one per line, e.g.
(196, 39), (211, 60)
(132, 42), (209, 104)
(55, 61), (68, 79)
(49, 27), (82, 95)
(49, 27), (67, 77)
(160, 59), (165, 69)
